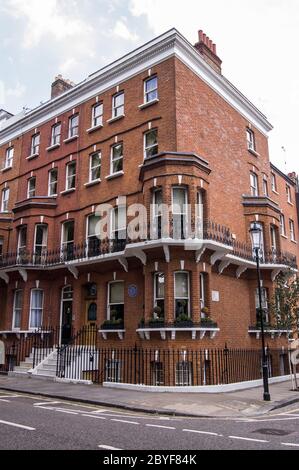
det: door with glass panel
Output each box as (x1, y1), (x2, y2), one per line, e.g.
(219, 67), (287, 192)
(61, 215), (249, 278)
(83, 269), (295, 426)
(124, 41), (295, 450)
(34, 224), (48, 264)
(172, 187), (187, 239)
(61, 221), (74, 261)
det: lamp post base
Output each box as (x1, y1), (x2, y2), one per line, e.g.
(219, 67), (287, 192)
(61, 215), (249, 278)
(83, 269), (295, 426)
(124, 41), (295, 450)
(263, 392), (271, 401)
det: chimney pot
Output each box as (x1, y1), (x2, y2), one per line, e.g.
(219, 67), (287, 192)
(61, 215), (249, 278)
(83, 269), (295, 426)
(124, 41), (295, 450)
(194, 28), (222, 74)
(198, 30), (203, 41)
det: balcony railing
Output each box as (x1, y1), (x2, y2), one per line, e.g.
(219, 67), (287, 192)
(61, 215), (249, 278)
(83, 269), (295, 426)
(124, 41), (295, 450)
(0, 219), (297, 270)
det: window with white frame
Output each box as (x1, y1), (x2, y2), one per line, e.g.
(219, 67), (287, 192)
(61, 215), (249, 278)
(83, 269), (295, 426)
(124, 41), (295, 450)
(174, 272), (190, 319)
(200, 273), (207, 317)
(87, 214), (101, 256)
(65, 162), (76, 190)
(271, 173), (277, 192)
(34, 224), (48, 260)
(255, 287), (269, 324)
(27, 177), (36, 198)
(270, 225), (277, 255)
(111, 206), (126, 241)
(61, 220), (74, 260)
(250, 172), (258, 196)
(31, 133), (40, 155)
(246, 128), (255, 151)
(280, 214), (286, 236)
(152, 188), (162, 239)
(154, 273), (165, 319)
(289, 219), (296, 242)
(144, 76), (158, 103)
(112, 92), (124, 118)
(29, 289), (44, 329)
(108, 281), (124, 322)
(51, 123), (61, 146)
(17, 225), (27, 258)
(13, 290), (23, 329)
(89, 152), (101, 182)
(68, 114), (79, 138)
(4, 147), (14, 168)
(172, 187), (187, 239)
(48, 168), (58, 196)
(91, 103), (103, 128)
(262, 178), (268, 197)
(1, 188), (9, 212)
(286, 185), (292, 204)
(144, 129), (158, 158)
(111, 143), (123, 174)
(196, 191), (204, 238)
(175, 360), (193, 386)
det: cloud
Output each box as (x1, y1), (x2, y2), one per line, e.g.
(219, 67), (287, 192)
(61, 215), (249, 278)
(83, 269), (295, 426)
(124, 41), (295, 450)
(112, 19), (139, 41)
(6, 81), (26, 98)
(3, 0), (93, 48)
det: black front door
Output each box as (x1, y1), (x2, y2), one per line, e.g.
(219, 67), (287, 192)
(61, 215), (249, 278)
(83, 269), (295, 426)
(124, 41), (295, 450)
(61, 300), (72, 344)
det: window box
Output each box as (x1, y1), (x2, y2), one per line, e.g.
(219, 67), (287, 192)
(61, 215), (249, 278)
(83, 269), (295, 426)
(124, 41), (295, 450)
(46, 143), (60, 151)
(101, 319), (124, 330)
(26, 153), (39, 161)
(174, 315), (193, 328)
(107, 114), (125, 124)
(63, 135), (78, 144)
(105, 170), (124, 180)
(200, 318), (218, 328)
(86, 124), (103, 134)
(148, 318), (165, 328)
(138, 98), (159, 110)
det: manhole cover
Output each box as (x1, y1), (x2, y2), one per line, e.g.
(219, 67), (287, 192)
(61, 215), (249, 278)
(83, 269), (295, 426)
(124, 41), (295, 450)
(254, 428), (292, 436)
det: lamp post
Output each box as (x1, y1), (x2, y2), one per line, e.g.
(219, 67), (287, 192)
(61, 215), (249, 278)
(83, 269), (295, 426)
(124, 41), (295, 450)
(249, 222), (271, 401)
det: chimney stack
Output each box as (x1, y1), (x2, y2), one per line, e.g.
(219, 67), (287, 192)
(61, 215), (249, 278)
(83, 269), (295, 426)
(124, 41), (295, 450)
(194, 29), (222, 74)
(51, 75), (75, 99)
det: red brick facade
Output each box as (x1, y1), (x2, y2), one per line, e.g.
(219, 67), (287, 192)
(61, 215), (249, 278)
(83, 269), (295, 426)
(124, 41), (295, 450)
(0, 29), (298, 359)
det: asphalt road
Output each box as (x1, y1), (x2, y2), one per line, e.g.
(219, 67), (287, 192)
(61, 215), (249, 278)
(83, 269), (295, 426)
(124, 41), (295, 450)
(0, 389), (299, 451)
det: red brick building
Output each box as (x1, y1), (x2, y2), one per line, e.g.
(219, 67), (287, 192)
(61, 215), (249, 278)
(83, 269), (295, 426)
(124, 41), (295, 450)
(0, 29), (298, 384)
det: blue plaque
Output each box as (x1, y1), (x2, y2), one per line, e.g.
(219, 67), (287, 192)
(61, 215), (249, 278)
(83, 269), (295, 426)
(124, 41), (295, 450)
(128, 284), (138, 297)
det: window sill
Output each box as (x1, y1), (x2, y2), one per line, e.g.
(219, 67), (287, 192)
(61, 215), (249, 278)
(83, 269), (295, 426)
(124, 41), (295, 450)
(60, 188), (76, 195)
(86, 124), (103, 133)
(84, 179), (101, 187)
(287, 201), (294, 206)
(1, 166), (12, 173)
(26, 153), (39, 161)
(272, 189), (279, 195)
(107, 114), (125, 124)
(281, 234), (288, 239)
(105, 171), (124, 180)
(138, 98), (159, 109)
(63, 135), (78, 144)
(0, 211), (11, 215)
(291, 239), (297, 244)
(46, 143), (60, 151)
(248, 148), (260, 158)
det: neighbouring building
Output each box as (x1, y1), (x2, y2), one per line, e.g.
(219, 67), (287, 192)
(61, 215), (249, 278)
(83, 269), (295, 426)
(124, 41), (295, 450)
(0, 29), (298, 386)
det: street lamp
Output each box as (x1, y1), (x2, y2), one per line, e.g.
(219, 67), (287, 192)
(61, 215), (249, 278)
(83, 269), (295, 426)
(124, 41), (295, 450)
(249, 222), (271, 401)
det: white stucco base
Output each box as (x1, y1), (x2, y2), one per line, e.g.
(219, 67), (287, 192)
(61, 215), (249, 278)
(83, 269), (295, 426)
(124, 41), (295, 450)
(103, 374), (299, 393)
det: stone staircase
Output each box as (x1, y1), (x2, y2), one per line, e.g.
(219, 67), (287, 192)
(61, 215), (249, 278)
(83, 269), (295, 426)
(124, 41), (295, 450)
(10, 348), (58, 380)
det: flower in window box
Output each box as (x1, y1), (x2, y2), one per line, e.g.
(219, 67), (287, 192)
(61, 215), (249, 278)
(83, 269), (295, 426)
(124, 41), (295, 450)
(201, 306), (210, 317)
(153, 305), (162, 319)
(174, 314), (193, 327)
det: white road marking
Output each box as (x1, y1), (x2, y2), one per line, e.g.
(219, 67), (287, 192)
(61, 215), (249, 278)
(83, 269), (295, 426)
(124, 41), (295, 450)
(82, 414), (106, 420)
(146, 424), (176, 430)
(91, 410), (111, 414)
(0, 395), (19, 398)
(0, 399), (10, 402)
(183, 429), (221, 436)
(229, 435), (269, 443)
(0, 419), (35, 431)
(34, 401), (61, 406)
(281, 442), (299, 448)
(111, 419), (140, 425)
(98, 445), (123, 450)
(55, 409), (78, 415)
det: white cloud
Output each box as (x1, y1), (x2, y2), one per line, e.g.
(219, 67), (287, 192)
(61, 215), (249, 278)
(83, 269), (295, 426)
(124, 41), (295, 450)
(3, 0), (93, 48)
(112, 19), (138, 41)
(6, 81), (26, 98)
(0, 81), (5, 105)
(59, 58), (79, 75)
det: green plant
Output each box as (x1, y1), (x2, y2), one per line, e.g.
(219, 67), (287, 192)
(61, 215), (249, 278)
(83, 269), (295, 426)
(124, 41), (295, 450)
(175, 314), (192, 323)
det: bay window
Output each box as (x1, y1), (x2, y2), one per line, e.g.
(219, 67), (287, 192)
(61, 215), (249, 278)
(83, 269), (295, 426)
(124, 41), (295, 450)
(152, 189), (162, 238)
(172, 187), (187, 239)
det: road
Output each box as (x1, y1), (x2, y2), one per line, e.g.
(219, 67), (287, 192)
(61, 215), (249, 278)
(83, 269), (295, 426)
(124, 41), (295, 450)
(0, 389), (299, 450)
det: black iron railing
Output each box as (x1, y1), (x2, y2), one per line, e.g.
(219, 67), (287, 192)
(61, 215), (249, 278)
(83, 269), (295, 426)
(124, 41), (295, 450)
(0, 220), (297, 269)
(54, 345), (294, 385)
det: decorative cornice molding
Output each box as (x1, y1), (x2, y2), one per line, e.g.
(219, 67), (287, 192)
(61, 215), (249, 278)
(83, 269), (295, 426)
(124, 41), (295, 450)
(0, 29), (272, 146)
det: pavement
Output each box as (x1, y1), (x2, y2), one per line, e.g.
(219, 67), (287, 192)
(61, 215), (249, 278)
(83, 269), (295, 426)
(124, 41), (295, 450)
(0, 374), (299, 418)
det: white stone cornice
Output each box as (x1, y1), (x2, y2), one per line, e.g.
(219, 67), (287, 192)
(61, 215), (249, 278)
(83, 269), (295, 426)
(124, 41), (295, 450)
(0, 29), (272, 145)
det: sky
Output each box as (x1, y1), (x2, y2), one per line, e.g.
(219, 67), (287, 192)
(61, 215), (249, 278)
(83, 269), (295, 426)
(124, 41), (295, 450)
(0, 0), (298, 174)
